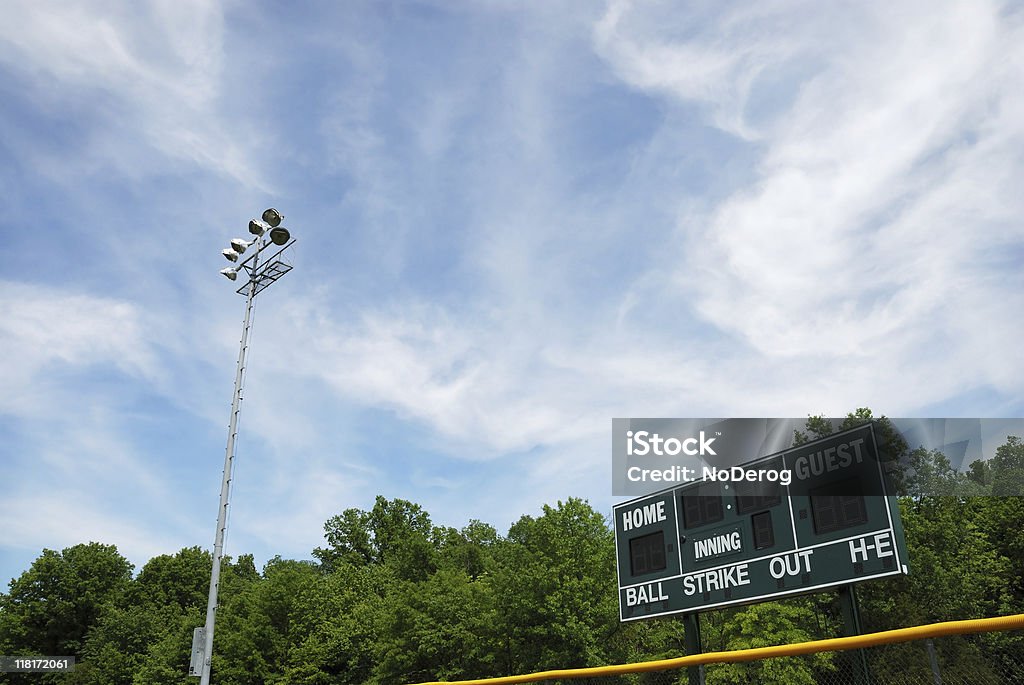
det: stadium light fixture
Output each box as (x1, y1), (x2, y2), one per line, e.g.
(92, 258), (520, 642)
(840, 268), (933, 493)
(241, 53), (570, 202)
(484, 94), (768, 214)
(229, 238), (252, 254)
(262, 207), (283, 227)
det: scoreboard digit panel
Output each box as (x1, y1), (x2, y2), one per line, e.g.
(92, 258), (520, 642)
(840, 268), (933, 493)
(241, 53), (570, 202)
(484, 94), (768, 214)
(785, 425), (893, 547)
(614, 491), (682, 586)
(614, 424), (910, 622)
(677, 470), (796, 573)
(629, 531), (667, 576)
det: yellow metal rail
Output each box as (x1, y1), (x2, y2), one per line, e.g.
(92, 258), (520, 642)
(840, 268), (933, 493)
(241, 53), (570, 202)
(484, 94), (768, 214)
(410, 613), (1024, 685)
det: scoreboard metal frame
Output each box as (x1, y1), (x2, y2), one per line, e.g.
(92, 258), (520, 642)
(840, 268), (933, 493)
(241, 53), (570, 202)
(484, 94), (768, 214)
(613, 424), (910, 622)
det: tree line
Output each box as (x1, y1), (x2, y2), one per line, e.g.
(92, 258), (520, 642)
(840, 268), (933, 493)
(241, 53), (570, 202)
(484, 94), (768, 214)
(2, 412), (1022, 684)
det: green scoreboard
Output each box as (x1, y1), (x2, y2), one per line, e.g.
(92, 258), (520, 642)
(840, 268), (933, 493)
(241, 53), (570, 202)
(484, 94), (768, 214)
(613, 424), (910, 621)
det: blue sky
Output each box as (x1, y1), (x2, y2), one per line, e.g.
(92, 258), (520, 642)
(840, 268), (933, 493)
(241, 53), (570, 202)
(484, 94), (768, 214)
(2, 0), (1023, 587)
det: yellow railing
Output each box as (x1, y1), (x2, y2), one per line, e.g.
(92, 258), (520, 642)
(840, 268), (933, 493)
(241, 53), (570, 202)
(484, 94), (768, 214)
(409, 613), (1024, 685)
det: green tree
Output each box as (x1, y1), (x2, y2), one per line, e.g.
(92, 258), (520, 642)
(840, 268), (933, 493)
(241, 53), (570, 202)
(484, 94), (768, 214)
(0, 542), (133, 657)
(130, 605), (205, 685)
(704, 602), (834, 685)
(316, 496), (439, 581)
(71, 603), (180, 685)
(66, 549), (256, 685)
(314, 508), (374, 571)
(434, 519), (499, 579)
(966, 457), (992, 491)
(283, 562), (393, 684)
(904, 448), (964, 497)
(374, 568), (497, 684)
(368, 497), (438, 581)
(990, 435), (1024, 496)
(968, 493), (1024, 675)
(857, 497), (1012, 681)
(211, 556), (321, 684)
(491, 498), (618, 674)
(129, 546), (211, 610)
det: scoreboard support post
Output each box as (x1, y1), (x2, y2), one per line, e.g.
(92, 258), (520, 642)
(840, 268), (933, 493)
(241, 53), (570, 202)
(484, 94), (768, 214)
(839, 584), (872, 685)
(925, 639), (942, 685)
(683, 612), (704, 685)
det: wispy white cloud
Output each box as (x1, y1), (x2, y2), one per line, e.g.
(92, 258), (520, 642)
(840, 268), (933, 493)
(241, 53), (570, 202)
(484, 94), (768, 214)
(239, 0), (1022, 476)
(0, 0), (267, 187)
(3, 0), (1023, 587)
(0, 281), (161, 416)
(594, 0), (824, 139)
(594, 0), (1024, 400)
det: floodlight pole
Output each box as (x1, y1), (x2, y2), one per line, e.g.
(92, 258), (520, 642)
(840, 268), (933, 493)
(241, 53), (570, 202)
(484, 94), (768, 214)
(194, 211), (296, 684)
(199, 240), (260, 685)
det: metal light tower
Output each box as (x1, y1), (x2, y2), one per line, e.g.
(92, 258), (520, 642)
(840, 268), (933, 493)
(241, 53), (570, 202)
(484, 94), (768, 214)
(189, 209), (296, 683)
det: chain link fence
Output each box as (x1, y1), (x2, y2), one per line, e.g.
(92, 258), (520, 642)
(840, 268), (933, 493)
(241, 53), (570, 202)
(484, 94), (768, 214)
(513, 633), (1023, 685)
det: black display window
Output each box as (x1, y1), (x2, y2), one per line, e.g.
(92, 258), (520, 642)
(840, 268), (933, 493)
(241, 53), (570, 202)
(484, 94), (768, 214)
(681, 484), (724, 529)
(752, 510), (775, 549)
(734, 479), (782, 514)
(629, 530), (667, 576)
(810, 478), (868, 534)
